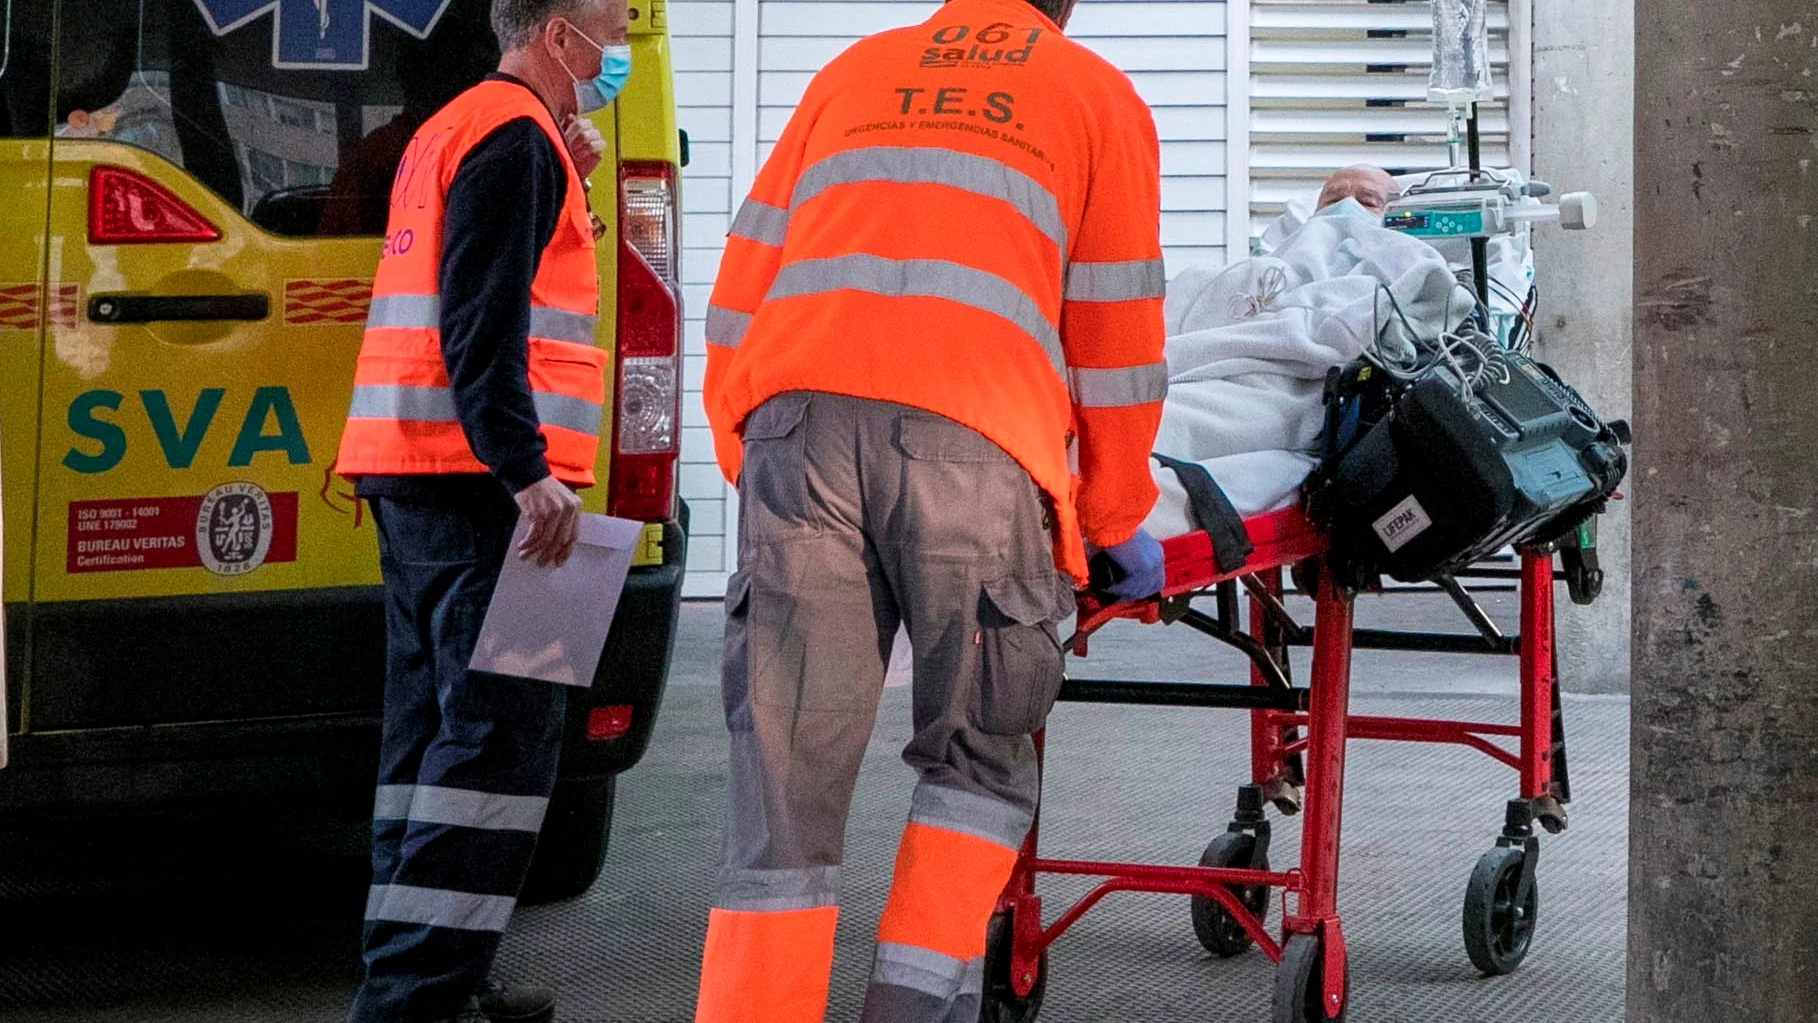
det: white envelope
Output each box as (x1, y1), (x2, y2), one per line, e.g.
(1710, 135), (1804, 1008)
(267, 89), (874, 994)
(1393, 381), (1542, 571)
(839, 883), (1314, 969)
(469, 513), (643, 686)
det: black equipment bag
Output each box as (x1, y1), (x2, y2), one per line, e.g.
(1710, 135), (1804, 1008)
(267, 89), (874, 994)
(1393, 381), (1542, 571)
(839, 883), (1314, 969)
(1306, 351), (1628, 584)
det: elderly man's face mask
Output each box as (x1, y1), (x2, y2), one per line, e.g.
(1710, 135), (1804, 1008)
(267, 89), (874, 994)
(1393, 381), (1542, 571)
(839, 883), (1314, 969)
(1316, 169), (1396, 218)
(1314, 197), (1381, 223)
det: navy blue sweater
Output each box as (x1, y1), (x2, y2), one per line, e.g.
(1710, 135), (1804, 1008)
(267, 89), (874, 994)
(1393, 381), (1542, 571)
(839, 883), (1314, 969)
(357, 75), (569, 502)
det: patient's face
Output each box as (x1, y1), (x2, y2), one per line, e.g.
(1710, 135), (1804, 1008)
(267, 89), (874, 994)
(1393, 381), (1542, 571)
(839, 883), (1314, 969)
(1316, 168), (1397, 215)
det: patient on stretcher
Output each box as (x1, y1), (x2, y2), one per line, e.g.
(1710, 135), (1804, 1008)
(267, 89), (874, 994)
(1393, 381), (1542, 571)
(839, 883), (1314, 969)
(1139, 165), (1527, 542)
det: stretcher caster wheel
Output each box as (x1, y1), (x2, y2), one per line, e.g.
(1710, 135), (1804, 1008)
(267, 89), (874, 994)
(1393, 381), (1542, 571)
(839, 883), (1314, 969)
(1272, 933), (1347, 1022)
(1190, 832), (1270, 957)
(980, 909), (1046, 1023)
(1462, 845), (1538, 976)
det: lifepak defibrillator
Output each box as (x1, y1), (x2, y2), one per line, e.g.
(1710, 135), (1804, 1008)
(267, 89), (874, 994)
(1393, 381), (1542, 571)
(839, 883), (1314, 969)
(1305, 348), (1628, 589)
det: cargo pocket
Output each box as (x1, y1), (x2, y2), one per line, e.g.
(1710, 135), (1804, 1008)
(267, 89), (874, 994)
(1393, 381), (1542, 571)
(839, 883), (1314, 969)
(739, 393), (821, 544)
(721, 570), (754, 732)
(897, 412), (1013, 463)
(974, 574), (1066, 736)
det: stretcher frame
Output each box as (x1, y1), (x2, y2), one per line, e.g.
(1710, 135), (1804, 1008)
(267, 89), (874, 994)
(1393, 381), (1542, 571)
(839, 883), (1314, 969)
(985, 506), (1569, 1022)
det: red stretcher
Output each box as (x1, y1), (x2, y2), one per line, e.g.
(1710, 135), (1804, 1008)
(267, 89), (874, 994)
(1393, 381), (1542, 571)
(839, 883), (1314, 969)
(979, 506), (1571, 1023)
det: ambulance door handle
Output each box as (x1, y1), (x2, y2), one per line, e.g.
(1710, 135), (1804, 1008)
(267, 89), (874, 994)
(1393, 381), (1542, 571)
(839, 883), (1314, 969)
(87, 293), (271, 324)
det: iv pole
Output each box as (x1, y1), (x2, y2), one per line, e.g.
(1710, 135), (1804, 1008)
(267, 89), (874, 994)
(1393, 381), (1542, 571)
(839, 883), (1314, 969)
(1434, 0), (1494, 310)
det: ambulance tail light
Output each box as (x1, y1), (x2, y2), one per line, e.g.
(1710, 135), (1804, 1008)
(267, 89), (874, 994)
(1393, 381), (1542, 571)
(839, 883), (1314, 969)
(586, 705), (635, 741)
(610, 161), (682, 523)
(88, 166), (221, 245)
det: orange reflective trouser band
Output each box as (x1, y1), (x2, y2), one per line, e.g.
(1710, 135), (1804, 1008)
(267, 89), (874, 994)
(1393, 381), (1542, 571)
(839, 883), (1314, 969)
(695, 783), (1029, 1023)
(697, 904), (841, 1022)
(695, 393), (1055, 1023)
(865, 789), (1028, 1021)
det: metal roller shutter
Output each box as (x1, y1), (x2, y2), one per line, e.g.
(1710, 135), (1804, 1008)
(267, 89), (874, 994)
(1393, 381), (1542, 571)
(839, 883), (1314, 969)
(1242, 0), (1529, 242)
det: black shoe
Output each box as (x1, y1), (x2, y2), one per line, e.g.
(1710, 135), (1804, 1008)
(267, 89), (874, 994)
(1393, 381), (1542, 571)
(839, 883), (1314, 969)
(433, 998), (489, 1023)
(476, 979), (557, 1023)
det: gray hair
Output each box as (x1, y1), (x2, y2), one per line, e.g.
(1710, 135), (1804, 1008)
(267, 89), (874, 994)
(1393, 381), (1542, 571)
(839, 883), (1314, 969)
(490, 0), (593, 51)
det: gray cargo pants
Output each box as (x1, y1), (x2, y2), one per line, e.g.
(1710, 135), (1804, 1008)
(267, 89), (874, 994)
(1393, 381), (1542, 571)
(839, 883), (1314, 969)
(695, 391), (1072, 1023)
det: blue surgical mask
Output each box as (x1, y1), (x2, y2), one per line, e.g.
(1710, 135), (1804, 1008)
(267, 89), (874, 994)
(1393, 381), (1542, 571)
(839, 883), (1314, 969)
(559, 22), (633, 114)
(1315, 197), (1381, 224)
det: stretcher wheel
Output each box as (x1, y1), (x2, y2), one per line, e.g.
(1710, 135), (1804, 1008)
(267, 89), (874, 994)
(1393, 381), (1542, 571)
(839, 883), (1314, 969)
(980, 909), (1047, 1023)
(1272, 933), (1347, 1023)
(1190, 832), (1270, 957)
(1462, 845), (1538, 976)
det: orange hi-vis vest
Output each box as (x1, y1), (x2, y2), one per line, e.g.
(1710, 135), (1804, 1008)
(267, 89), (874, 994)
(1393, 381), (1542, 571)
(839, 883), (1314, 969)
(335, 79), (606, 486)
(703, 0), (1167, 583)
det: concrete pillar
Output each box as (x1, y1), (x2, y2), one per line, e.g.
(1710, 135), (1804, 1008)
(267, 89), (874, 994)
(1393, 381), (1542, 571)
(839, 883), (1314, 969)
(1531, 0), (1635, 694)
(1631, 3), (1818, 1021)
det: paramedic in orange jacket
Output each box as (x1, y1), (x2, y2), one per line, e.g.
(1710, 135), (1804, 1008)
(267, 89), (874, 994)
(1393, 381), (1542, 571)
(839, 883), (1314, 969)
(333, 1), (628, 1019)
(695, 0), (1168, 1018)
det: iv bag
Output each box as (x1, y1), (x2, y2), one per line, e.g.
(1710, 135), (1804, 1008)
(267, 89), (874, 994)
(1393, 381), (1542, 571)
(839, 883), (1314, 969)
(1430, 0), (1493, 105)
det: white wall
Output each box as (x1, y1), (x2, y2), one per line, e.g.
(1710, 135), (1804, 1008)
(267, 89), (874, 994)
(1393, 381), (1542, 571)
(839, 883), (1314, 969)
(673, 0), (737, 594)
(1531, 0), (1633, 694)
(670, 0), (1230, 595)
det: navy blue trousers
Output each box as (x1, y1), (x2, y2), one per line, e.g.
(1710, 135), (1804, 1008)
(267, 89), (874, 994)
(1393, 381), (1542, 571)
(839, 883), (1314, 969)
(350, 492), (566, 1023)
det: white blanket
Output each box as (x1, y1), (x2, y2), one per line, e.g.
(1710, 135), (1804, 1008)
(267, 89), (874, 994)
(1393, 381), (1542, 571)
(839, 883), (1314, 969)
(1142, 211), (1475, 539)
(1262, 186), (1537, 333)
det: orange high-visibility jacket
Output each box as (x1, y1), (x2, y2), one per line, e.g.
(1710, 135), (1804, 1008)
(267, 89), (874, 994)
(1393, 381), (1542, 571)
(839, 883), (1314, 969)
(335, 80), (606, 486)
(703, 0), (1167, 583)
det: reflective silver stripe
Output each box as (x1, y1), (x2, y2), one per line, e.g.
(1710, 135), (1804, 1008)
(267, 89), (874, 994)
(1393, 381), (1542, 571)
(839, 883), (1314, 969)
(871, 943), (973, 999)
(373, 785), (415, 820)
(1064, 259), (1167, 303)
(1069, 362), (1169, 409)
(731, 198), (790, 247)
(405, 786), (549, 833)
(534, 391), (605, 436)
(908, 783), (1032, 851)
(365, 293), (439, 330)
(527, 306), (598, 345)
(705, 304), (753, 349)
(364, 884), (516, 932)
(766, 255), (1062, 372)
(346, 384), (602, 437)
(792, 147), (1066, 251)
(715, 865), (840, 912)
(362, 293), (596, 345)
(347, 384), (455, 421)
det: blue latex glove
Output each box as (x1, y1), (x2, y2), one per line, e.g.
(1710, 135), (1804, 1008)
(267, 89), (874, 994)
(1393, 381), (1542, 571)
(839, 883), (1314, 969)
(1100, 528), (1166, 603)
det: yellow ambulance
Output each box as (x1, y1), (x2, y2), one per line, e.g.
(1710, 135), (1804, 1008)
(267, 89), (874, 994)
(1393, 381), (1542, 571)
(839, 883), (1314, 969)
(0, 0), (687, 899)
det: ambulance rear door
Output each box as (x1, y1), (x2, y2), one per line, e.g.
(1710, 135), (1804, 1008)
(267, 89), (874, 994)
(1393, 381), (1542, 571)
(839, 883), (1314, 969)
(0, 0), (57, 763)
(31, 0), (498, 731)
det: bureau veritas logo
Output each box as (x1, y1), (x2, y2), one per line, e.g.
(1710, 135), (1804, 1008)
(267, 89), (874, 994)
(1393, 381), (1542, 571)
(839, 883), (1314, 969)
(196, 482), (275, 576)
(1372, 495), (1433, 553)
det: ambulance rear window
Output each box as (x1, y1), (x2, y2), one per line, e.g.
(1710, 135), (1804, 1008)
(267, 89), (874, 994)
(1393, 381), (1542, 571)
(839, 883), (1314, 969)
(47, 0), (498, 237)
(0, 2), (53, 139)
